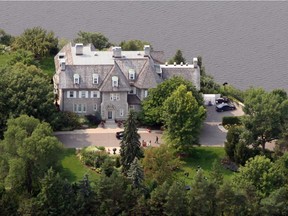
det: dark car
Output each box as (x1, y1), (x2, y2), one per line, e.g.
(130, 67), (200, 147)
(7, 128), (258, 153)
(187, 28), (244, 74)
(215, 97), (230, 104)
(116, 131), (124, 139)
(216, 103), (236, 112)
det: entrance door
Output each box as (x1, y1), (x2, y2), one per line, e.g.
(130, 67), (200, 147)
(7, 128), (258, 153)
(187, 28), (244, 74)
(108, 111), (113, 119)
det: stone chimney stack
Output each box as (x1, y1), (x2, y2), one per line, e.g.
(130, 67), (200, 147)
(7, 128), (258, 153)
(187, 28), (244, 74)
(193, 57), (198, 68)
(112, 47), (122, 58)
(75, 43), (83, 55)
(144, 45), (151, 57)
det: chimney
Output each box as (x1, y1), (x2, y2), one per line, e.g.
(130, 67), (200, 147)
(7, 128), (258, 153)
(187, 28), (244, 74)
(112, 47), (122, 58)
(75, 43), (83, 55)
(165, 62), (168, 66)
(60, 59), (66, 71)
(144, 45), (151, 57)
(193, 57), (198, 68)
(180, 62), (183, 66)
(174, 62), (176, 66)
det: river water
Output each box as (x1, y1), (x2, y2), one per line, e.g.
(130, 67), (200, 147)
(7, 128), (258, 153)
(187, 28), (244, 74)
(1, 1), (287, 91)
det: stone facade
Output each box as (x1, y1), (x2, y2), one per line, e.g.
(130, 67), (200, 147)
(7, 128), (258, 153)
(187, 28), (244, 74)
(53, 43), (200, 120)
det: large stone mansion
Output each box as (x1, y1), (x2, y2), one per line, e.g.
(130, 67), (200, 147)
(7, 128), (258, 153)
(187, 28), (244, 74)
(53, 43), (200, 120)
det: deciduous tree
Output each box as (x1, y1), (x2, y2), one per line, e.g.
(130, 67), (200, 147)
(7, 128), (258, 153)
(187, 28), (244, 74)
(74, 31), (111, 50)
(119, 39), (151, 51)
(162, 85), (206, 150)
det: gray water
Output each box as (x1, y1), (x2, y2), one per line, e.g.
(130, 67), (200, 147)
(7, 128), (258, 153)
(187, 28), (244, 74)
(1, 1), (288, 91)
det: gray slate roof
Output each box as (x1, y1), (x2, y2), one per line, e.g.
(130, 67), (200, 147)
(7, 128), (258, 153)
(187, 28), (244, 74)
(128, 95), (141, 105)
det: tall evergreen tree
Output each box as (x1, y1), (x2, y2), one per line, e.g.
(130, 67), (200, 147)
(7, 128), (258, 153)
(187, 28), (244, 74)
(127, 158), (144, 189)
(120, 111), (143, 174)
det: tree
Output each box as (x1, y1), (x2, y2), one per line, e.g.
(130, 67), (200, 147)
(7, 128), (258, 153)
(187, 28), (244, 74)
(187, 170), (217, 216)
(0, 29), (13, 46)
(119, 39), (151, 51)
(142, 145), (182, 185)
(0, 63), (57, 137)
(120, 111), (143, 175)
(243, 88), (288, 151)
(162, 85), (206, 150)
(209, 160), (224, 186)
(233, 155), (285, 197)
(164, 181), (188, 216)
(1, 115), (63, 194)
(8, 49), (38, 66)
(225, 126), (244, 161)
(127, 158), (144, 189)
(12, 26), (58, 59)
(141, 76), (203, 126)
(216, 182), (248, 216)
(33, 168), (76, 215)
(74, 31), (111, 50)
(168, 49), (186, 64)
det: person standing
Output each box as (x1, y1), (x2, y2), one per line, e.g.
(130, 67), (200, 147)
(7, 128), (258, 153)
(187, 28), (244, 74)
(155, 136), (159, 144)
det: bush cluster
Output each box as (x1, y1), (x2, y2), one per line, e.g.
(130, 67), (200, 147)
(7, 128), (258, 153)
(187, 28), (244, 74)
(222, 116), (241, 126)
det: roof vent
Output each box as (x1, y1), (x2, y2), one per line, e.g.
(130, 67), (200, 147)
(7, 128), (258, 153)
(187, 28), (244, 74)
(186, 62), (189, 66)
(75, 43), (83, 55)
(180, 62), (183, 66)
(112, 47), (122, 58)
(144, 45), (151, 57)
(165, 62), (168, 66)
(174, 62), (176, 66)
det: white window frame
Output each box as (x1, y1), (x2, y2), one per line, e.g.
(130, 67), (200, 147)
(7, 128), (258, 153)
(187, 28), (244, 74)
(129, 69), (135, 80)
(91, 91), (100, 98)
(112, 76), (119, 87)
(144, 90), (148, 98)
(93, 74), (99, 84)
(74, 104), (87, 113)
(79, 91), (88, 98)
(120, 109), (124, 116)
(67, 91), (77, 98)
(74, 74), (80, 84)
(93, 103), (97, 111)
(110, 93), (120, 101)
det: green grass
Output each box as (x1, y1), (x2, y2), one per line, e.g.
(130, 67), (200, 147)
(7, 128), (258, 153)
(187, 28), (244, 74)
(177, 147), (235, 183)
(60, 148), (100, 183)
(38, 56), (55, 77)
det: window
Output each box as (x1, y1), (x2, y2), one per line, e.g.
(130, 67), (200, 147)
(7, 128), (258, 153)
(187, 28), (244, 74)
(67, 91), (76, 98)
(93, 103), (97, 111)
(74, 104), (87, 113)
(110, 93), (120, 101)
(91, 91), (100, 98)
(144, 90), (148, 98)
(74, 74), (80, 84)
(112, 76), (119, 87)
(129, 86), (136, 94)
(129, 69), (135, 80)
(120, 109), (124, 116)
(93, 74), (99, 84)
(79, 91), (88, 98)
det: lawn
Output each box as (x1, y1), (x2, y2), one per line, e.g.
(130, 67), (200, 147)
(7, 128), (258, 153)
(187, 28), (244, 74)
(60, 148), (100, 183)
(177, 146), (235, 183)
(39, 56), (55, 77)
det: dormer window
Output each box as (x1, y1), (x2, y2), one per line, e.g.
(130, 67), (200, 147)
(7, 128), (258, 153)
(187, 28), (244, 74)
(112, 76), (119, 87)
(74, 74), (80, 84)
(93, 74), (99, 84)
(129, 69), (135, 80)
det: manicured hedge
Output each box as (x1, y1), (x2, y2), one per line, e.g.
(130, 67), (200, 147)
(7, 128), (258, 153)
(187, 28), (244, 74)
(222, 116), (241, 126)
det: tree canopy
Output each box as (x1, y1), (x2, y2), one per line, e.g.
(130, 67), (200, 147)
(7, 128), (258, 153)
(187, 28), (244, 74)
(0, 115), (63, 194)
(162, 85), (206, 150)
(0, 29), (13, 46)
(119, 39), (151, 51)
(12, 26), (58, 59)
(168, 49), (186, 64)
(141, 76), (203, 126)
(74, 31), (111, 50)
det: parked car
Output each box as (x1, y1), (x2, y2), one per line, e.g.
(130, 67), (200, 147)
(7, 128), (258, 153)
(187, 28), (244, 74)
(116, 131), (124, 139)
(215, 97), (230, 104)
(216, 103), (236, 112)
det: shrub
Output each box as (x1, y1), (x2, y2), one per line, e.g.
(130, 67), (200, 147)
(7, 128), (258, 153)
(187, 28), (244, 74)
(222, 116), (241, 126)
(85, 111), (102, 126)
(80, 148), (109, 168)
(50, 111), (81, 131)
(101, 158), (115, 177)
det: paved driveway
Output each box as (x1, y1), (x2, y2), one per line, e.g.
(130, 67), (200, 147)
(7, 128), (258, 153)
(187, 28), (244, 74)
(55, 103), (244, 148)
